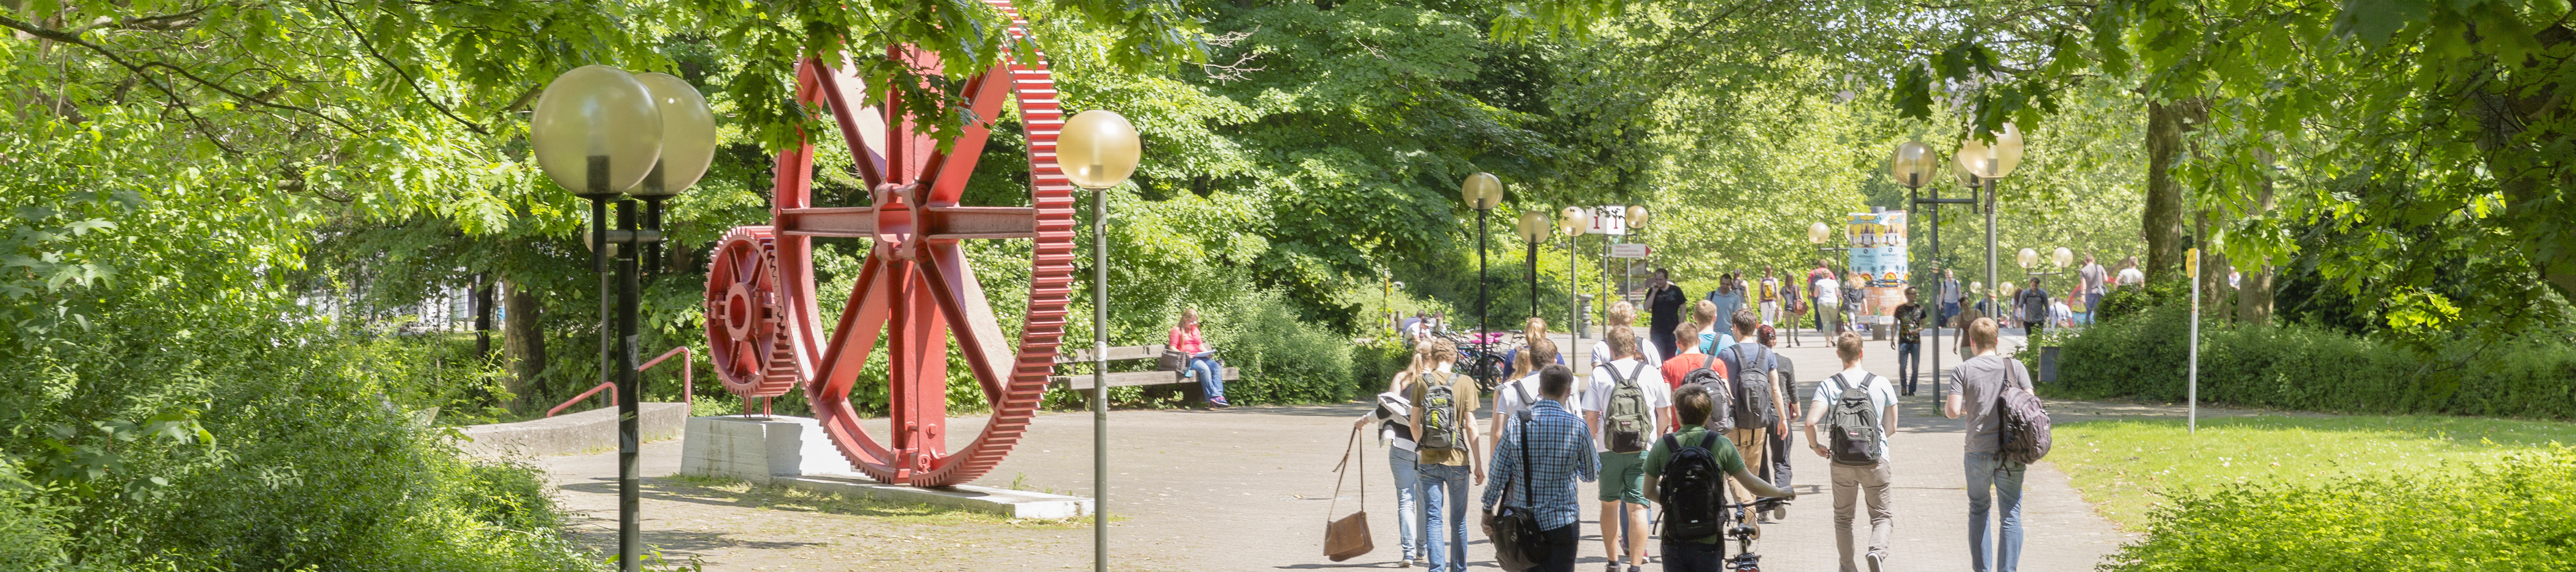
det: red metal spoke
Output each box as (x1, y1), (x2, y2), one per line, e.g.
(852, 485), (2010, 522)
(916, 241), (1013, 399)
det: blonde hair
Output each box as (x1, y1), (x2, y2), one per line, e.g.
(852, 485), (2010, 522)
(1969, 317), (2000, 351)
(1524, 316), (1549, 338)
(1606, 326), (1641, 359)
(1686, 299), (1719, 334)
(1425, 337), (1460, 366)
(1607, 301), (1637, 327)
(1835, 331), (1865, 363)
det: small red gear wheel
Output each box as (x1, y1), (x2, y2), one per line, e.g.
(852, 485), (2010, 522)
(703, 0), (1074, 487)
(704, 226), (798, 398)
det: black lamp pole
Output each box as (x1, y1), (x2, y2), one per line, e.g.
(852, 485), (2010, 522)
(582, 158), (666, 572)
(1476, 209), (1488, 360)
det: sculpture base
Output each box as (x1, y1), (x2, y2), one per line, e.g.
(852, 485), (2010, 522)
(678, 415), (1090, 519)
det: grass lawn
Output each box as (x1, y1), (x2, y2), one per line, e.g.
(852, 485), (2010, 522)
(2049, 414), (2576, 529)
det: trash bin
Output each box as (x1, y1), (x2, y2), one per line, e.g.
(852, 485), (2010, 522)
(2039, 346), (2060, 383)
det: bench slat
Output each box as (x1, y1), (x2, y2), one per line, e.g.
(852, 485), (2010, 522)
(1055, 344), (1168, 363)
(1049, 367), (1239, 390)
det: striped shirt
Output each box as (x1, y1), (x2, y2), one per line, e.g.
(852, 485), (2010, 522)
(1482, 398), (1598, 530)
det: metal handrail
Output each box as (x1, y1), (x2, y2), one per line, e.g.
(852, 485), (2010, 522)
(545, 346), (695, 418)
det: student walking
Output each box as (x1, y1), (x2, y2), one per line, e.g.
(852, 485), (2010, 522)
(2016, 278), (2052, 339)
(1490, 338), (1561, 462)
(1351, 342), (1443, 567)
(1842, 271), (1867, 335)
(1642, 384), (1794, 572)
(2078, 254), (2108, 317)
(1169, 309), (1229, 407)
(1804, 332), (1900, 572)
(1482, 363), (1597, 572)
(2116, 256), (2145, 289)
(1944, 318), (2034, 572)
(1689, 299), (1735, 355)
(1647, 269), (1688, 360)
(1712, 309), (1790, 520)
(1580, 328), (1674, 572)
(1706, 273), (1747, 331)
(1592, 301), (1665, 369)
(1891, 286), (1926, 395)
(1807, 261), (1837, 332)
(1407, 338), (1483, 572)
(1940, 269), (1962, 325)
(1757, 267), (1782, 327)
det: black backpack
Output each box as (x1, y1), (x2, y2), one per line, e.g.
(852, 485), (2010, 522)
(1656, 432), (1728, 539)
(1993, 358), (2054, 464)
(1723, 343), (1775, 430)
(1677, 353), (1733, 430)
(1823, 373), (1887, 466)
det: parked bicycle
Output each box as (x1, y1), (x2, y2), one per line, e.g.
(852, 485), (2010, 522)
(1723, 496), (1793, 571)
(1441, 331), (1514, 392)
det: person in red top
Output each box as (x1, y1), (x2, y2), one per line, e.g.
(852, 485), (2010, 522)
(1169, 308), (1229, 407)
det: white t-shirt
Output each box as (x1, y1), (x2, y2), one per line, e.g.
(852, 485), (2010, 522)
(2117, 267), (2145, 286)
(1810, 367), (1900, 460)
(1492, 374), (1542, 421)
(2051, 300), (2074, 326)
(1590, 332), (1665, 370)
(1813, 278), (1842, 307)
(1581, 358), (1674, 453)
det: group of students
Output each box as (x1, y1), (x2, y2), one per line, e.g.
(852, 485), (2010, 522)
(1356, 300), (2041, 572)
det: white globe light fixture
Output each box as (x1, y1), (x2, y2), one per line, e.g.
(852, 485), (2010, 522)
(531, 65), (663, 198)
(1808, 221), (1833, 244)
(2018, 247), (2039, 269)
(2053, 247), (2076, 269)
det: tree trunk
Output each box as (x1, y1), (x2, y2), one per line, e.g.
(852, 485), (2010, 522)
(2143, 98), (2203, 282)
(2194, 210), (2230, 316)
(2237, 164), (2278, 324)
(473, 273), (496, 358)
(503, 282), (547, 406)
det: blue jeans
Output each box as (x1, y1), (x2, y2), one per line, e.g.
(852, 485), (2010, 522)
(1897, 341), (1921, 394)
(1942, 301), (1959, 324)
(1965, 451), (2028, 572)
(1416, 463), (1470, 572)
(1185, 356), (1224, 400)
(1388, 447), (1423, 561)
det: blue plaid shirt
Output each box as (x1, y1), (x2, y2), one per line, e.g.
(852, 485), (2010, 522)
(1482, 398), (1597, 530)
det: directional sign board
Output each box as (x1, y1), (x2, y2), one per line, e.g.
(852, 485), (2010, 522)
(1610, 243), (1651, 258)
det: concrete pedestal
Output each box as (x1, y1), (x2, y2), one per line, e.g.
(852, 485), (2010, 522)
(678, 415), (1091, 519)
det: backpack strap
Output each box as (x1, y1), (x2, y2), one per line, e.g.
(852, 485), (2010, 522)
(1627, 362), (1649, 387)
(1513, 380), (1534, 410)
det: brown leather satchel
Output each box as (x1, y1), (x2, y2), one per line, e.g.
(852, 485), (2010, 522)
(1323, 426), (1374, 561)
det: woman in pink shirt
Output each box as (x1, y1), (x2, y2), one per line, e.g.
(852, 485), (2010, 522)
(1169, 309), (1229, 406)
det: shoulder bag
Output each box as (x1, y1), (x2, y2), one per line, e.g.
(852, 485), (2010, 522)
(1323, 426), (1374, 561)
(1487, 409), (1549, 571)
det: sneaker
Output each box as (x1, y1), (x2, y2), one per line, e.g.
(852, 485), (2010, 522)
(1866, 550), (1887, 572)
(1605, 562), (1621, 572)
(1397, 559), (1411, 568)
(1627, 565), (1644, 572)
(1208, 396), (1231, 407)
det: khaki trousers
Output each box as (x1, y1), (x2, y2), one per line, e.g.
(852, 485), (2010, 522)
(1830, 461), (1896, 572)
(1724, 427), (1767, 518)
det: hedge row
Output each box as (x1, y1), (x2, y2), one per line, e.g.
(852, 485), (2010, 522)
(2046, 304), (2576, 421)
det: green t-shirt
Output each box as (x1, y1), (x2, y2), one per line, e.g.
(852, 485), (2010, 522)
(1643, 425), (1746, 544)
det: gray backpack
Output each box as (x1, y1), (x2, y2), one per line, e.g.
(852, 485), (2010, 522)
(1416, 373), (1463, 452)
(1602, 362), (1652, 453)
(1824, 373), (1886, 466)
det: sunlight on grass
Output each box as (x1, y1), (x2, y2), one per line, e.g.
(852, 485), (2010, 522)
(2051, 415), (2576, 529)
(659, 474), (1091, 528)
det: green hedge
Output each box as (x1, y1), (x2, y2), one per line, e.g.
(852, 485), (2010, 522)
(2103, 448), (2576, 571)
(2047, 304), (2576, 421)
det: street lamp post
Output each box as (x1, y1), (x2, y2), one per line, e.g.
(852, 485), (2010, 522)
(1625, 206), (1650, 298)
(1957, 123), (2025, 352)
(530, 65), (716, 572)
(1059, 110), (1141, 572)
(1463, 173), (1503, 364)
(1888, 141), (1955, 398)
(1518, 211), (1549, 320)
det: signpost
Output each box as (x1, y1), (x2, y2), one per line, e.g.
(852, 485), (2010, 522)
(2187, 247), (2200, 435)
(1609, 243), (1651, 258)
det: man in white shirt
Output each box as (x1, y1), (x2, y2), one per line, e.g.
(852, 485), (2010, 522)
(1803, 331), (1900, 572)
(1581, 328), (1674, 572)
(2117, 256), (2146, 288)
(1813, 273), (1843, 336)
(1591, 301), (1665, 369)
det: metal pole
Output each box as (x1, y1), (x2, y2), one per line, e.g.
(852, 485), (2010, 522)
(2189, 248), (2199, 434)
(1528, 243), (1539, 320)
(1922, 175), (1941, 403)
(1569, 231), (1580, 343)
(1984, 178), (1999, 354)
(1092, 185), (1110, 572)
(615, 199), (642, 572)
(1478, 210), (1489, 364)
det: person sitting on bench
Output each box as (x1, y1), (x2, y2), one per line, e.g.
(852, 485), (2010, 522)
(1170, 308), (1229, 407)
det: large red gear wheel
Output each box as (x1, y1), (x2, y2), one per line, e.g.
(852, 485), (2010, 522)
(703, 0), (1075, 487)
(704, 227), (797, 398)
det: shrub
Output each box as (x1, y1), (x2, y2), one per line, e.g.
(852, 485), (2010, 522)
(2102, 448), (2576, 571)
(1204, 291), (1360, 405)
(2047, 304), (2576, 421)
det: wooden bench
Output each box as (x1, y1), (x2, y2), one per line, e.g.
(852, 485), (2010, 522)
(1047, 344), (1239, 401)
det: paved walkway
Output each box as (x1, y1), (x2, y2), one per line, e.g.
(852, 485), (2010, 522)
(532, 327), (2207, 571)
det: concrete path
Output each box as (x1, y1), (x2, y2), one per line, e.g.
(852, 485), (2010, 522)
(531, 327), (2179, 571)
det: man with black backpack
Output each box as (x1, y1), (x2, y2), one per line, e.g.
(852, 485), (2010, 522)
(1943, 317), (2047, 572)
(1579, 328), (1673, 572)
(1642, 384), (1792, 572)
(1802, 332), (1899, 572)
(1712, 309), (1792, 522)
